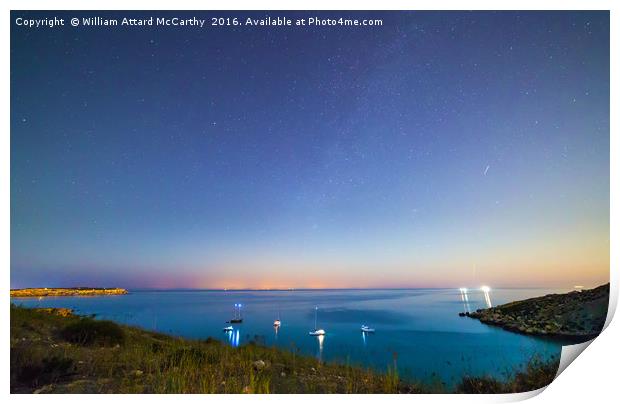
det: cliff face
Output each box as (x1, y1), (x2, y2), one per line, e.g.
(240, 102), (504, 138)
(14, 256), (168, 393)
(464, 283), (609, 342)
(10, 288), (128, 297)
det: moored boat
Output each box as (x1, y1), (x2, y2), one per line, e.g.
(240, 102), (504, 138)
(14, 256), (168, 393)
(361, 325), (375, 333)
(230, 303), (243, 323)
(274, 308), (281, 327)
(309, 306), (326, 336)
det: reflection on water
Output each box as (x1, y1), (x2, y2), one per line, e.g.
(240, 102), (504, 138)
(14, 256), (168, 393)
(459, 288), (471, 312)
(316, 334), (324, 363)
(361, 330), (367, 346)
(227, 329), (240, 347)
(481, 286), (493, 308)
(460, 287), (492, 309)
(274, 324), (279, 339)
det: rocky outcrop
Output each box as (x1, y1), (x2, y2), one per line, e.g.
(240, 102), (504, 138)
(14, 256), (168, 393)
(35, 308), (75, 317)
(11, 288), (128, 297)
(462, 283), (609, 342)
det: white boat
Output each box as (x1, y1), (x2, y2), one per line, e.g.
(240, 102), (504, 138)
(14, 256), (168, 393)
(361, 325), (375, 333)
(223, 326), (233, 332)
(274, 308), (281, 327)
(309, 306), (326, 336)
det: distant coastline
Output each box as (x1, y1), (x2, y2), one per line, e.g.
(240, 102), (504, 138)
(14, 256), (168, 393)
(10, 288), (128, 298)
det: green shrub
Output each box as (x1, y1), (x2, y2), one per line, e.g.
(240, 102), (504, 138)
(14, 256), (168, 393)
(455, 376), (505, 394)
(61, 318), (125, 346)
(14, 353), (74, 387)
(455, 356), (559, 394)
(512, 356), (558, 392)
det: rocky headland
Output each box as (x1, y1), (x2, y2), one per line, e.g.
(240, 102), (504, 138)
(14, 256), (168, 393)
(10, 288), (128, 298)
(461, 283), (609, 342)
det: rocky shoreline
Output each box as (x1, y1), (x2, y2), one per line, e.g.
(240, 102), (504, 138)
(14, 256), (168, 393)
(10, 288), (128, 298)
(460, 283), (609, 342)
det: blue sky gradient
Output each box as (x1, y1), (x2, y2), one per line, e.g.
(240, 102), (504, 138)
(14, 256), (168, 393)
(11, 11), (609, 289)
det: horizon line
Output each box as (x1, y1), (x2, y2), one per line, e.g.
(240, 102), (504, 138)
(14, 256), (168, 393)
(11, 285), (597, 292)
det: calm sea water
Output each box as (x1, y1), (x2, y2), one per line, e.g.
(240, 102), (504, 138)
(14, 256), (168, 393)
(12, 288), (568, 386)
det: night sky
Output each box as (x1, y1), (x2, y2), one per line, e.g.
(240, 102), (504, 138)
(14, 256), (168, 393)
(11, 11), (609, 289)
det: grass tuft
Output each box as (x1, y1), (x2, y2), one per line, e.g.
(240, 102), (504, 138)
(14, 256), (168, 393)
(61, 317), (125, 346)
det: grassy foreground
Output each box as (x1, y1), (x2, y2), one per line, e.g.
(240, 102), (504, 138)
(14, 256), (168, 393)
(11, 305), (559, 394)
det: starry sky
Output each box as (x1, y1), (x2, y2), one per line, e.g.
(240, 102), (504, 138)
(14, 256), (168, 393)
(11, 11), (609, 289)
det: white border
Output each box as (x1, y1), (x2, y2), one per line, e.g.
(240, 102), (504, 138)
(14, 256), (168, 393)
(3, 1), (617, 403)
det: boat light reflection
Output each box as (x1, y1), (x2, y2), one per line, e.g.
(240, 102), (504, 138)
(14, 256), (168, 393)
(316, 334), (324, 363)
(459, 287), (471, 312)
(228, 329), (240, 347)
(481, 286), (493, 308)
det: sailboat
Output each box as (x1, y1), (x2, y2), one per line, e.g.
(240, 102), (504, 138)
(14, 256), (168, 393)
(229, 303), (243, 323)
(309, 306), (326, 336)
(223, 325), (233, 332)
(360, 325), (375, 333)
(273, 308), (281, 327)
